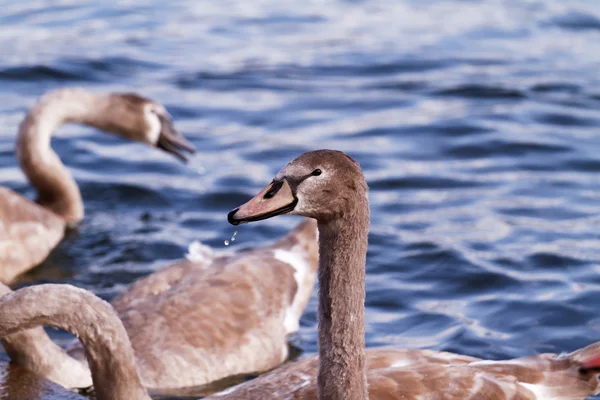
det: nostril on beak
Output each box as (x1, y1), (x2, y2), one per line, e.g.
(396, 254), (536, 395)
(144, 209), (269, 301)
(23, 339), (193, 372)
(263, 180), (283, 200)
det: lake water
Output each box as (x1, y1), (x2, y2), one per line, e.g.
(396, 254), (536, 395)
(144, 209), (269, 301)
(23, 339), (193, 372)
(1, 0), (600, 399)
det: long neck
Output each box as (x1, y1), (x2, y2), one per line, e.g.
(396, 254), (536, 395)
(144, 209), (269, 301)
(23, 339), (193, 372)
(0, 284), (149, 400)
(0, 281), (92, 389)
(2, 326), (93, 389)
(317, 199), (370, 400)
(16, 88), (110, 223)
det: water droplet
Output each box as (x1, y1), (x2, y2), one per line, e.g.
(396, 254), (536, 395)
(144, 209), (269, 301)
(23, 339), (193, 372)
(224, 230), (238, 246)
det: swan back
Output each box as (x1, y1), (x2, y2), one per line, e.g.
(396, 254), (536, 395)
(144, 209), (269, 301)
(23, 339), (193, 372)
(0, 187), (65, 282)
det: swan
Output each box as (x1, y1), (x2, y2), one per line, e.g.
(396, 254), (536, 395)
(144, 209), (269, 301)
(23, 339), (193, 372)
(0, 87), (195, 283)
(1, 151), (599, 400)
(0, 278), (323, 400)
(221, 149), (600, 400)
(0, 275), (312, 399)
(4, 88), (319, 390)
(65, 219), (319, 391)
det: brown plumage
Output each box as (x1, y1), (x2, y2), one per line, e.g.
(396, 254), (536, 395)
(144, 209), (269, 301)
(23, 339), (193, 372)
(2, 283), (599, 400)
(219, 149), (600, 400)
(0, 187), (64, 283)
(212, 347), (600, 399)
(0, 87), (194, 283)
(66, 219), (319, 390)
(0, 282), (92, 389)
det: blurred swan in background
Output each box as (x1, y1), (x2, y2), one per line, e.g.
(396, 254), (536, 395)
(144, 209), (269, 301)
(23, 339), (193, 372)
(0, 87), (195, 283)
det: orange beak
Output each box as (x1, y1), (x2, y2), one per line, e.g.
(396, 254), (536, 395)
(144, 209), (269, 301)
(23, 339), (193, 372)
(228, 179), (297, 225)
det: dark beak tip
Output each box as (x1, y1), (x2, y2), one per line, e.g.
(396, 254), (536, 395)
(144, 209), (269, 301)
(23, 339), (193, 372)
(157, 134), (195, 163)
(227, 208), (241, 225)
(173, 150), (189, 163)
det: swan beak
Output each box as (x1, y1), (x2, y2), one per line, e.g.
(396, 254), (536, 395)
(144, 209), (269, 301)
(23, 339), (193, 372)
(157, 116), (196, 162)
(228, 179), (297, 225)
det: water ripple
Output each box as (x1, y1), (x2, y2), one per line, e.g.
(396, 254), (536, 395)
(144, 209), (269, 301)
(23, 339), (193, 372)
(1, 1), (600, 399)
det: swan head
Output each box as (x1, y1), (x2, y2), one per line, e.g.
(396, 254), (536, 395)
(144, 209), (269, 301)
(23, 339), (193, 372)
(228, 149), (367, 224)
(102, 93), (196, 162)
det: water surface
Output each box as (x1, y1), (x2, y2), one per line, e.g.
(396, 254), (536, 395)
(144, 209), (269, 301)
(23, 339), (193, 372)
(1, 0), (600, 398)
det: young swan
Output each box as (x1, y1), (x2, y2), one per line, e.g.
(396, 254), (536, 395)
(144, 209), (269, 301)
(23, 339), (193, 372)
(0, 88), (195, 283)
(225, 149), (600, 400)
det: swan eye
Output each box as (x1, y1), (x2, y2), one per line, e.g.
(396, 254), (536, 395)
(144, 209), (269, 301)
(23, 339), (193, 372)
(311, 169), (322, 176)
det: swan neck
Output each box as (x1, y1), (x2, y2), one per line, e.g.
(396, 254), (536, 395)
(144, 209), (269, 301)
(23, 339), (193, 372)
(0, 281), (92, 389)
(317, 203), (369, 400)
(2, 327), (93, 389)
(16, 89), (110, 223)
(0, 284), (149, 400)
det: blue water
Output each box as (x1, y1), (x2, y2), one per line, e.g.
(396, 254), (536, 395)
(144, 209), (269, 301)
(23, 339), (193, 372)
(1, 0), (600, 399)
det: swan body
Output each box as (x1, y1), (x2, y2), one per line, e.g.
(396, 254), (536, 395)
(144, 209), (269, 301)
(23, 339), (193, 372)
(0, 88), (195, 283)
(2, 282), (599, 400)
(213, 346), (600, 399)
(222, 149), (600, 400)
(66, 219), (318, 390)
(0, 187), (65, 283)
